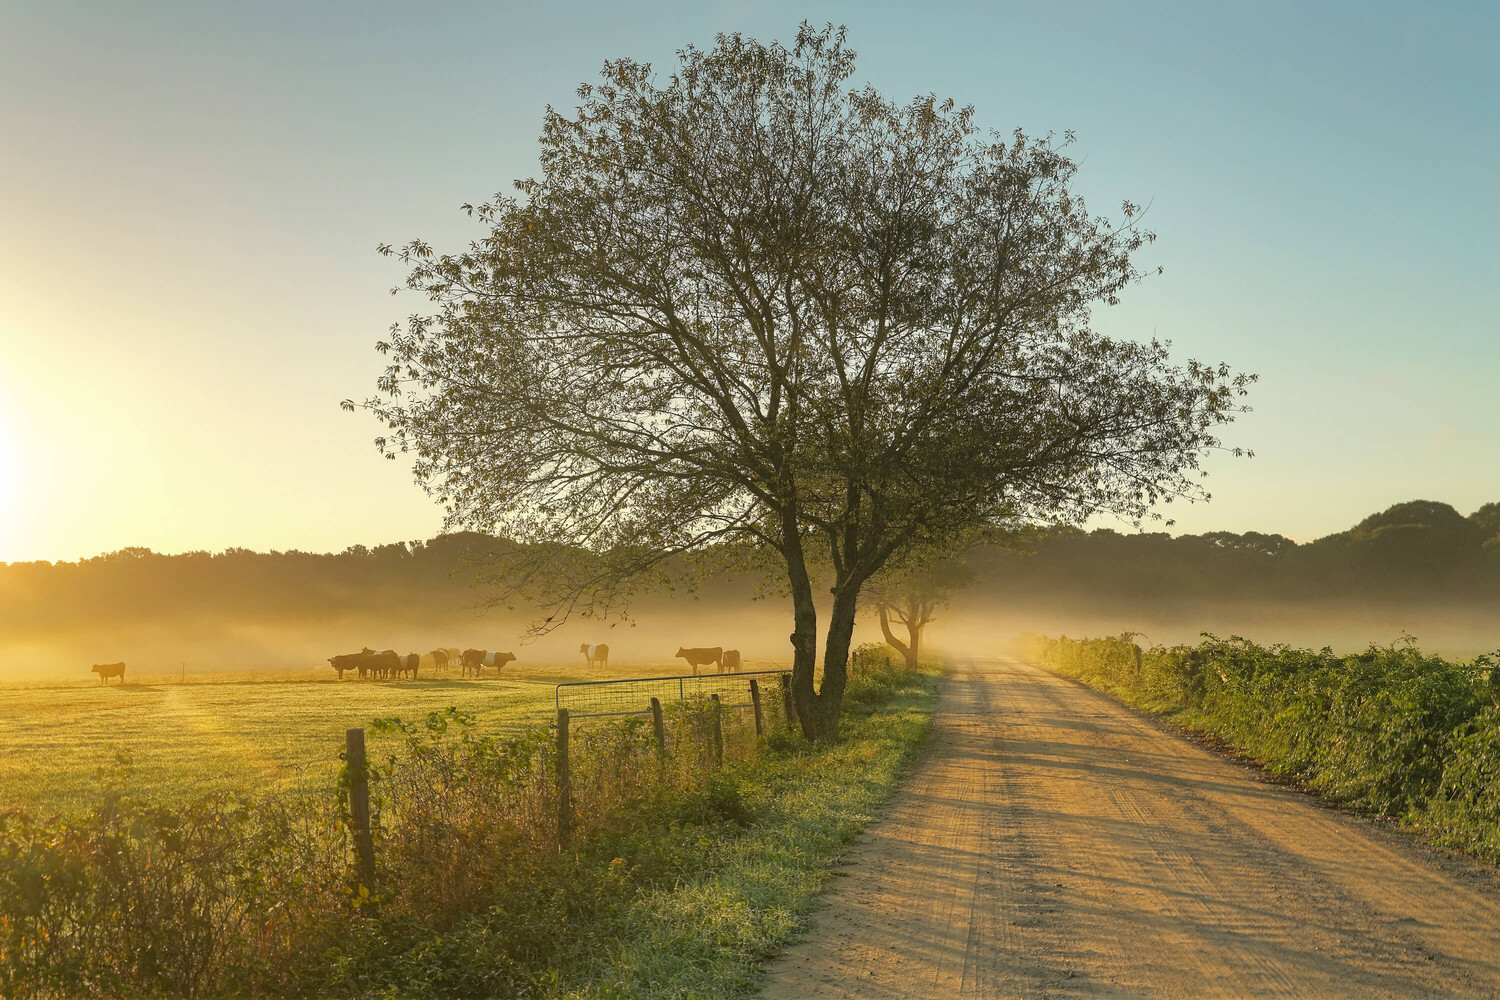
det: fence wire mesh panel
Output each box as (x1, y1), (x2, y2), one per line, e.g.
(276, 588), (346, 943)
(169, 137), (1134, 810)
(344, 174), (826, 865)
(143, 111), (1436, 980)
(556, 669), (784, 719)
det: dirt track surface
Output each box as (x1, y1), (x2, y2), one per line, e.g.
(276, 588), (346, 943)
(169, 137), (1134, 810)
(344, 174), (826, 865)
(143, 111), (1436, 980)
(762, 658), (1500, 999)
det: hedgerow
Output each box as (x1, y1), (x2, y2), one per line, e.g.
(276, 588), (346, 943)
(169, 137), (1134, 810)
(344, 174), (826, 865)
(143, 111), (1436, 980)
(1029, 633), (1500, 861)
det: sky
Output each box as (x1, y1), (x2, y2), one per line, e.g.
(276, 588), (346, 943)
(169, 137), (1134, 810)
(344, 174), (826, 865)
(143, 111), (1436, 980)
(0, 1), (1495, 563)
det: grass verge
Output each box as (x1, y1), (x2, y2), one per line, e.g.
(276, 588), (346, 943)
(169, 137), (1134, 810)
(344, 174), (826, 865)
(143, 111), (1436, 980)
(563, 663), (939, 998)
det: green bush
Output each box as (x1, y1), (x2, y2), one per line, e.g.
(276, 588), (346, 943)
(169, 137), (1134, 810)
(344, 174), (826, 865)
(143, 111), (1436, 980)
(1426, 705), (1500, 857)
(1030, 633), (1500, 862)
(0, 775), (347, 998)
(844, 643), (916, 709)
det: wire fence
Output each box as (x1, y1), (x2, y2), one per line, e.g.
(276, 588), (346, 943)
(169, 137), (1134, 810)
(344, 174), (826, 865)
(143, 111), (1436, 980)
(10, 672), (792, 817)
(555, 669), (786, 719)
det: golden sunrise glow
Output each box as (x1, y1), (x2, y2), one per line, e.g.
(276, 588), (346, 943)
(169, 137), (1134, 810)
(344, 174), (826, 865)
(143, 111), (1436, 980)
(0, 418), (20, 563)
(0, 418), (15, 520)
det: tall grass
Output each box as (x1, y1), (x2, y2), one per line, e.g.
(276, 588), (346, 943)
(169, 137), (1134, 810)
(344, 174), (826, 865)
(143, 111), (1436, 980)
(1029, 633), (1500, 861)
(0, 647), (937, 997)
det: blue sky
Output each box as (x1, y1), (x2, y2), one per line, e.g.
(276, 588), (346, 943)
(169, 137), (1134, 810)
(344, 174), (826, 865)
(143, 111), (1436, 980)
(0, 1), (1495, 561)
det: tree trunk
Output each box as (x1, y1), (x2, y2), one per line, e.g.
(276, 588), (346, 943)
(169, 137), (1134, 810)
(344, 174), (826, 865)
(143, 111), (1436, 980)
(905, 616), (921, 669)
(811, 584), (860, 740)
(781, 517), (820, 741)
(878, 605), (916, 669)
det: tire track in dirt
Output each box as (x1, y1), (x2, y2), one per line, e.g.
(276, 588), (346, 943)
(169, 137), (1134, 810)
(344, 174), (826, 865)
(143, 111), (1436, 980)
(761, 658), (1500, 999)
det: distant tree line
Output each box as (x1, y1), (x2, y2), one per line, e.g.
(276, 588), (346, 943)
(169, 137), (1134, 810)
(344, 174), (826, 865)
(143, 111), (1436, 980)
(0, 533), (506, 632)
(2, 500), (1494, 641)
(965, 499), (1500, 606)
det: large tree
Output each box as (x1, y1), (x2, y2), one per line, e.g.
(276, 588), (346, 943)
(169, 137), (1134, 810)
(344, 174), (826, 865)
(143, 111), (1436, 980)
(359, 24), (1252, 740)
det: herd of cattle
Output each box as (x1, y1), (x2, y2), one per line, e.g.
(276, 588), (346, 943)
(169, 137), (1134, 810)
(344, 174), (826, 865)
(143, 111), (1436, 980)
(324, 642), (743, 680)
(86, 643), (746, 685)
(325, 647), (518, 680)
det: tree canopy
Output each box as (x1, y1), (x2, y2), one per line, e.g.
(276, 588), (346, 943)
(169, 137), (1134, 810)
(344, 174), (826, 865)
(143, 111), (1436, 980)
(360, 24), (1252, 738)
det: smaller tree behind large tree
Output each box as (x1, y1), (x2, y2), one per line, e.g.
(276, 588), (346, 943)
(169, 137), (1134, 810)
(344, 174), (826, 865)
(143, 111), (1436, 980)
(863, 548), (976, 669)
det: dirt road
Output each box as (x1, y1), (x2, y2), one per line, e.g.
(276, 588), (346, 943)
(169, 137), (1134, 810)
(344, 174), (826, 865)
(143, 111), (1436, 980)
(762, 658), (1500, 999)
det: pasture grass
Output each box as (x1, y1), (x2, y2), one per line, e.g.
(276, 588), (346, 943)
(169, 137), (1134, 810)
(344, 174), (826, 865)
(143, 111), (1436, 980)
(0, 648), (938, 998)
(0, 660), (783, 815)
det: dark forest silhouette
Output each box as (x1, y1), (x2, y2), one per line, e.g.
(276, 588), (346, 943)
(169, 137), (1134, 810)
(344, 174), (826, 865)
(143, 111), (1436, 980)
(972, 499), (1500, 604)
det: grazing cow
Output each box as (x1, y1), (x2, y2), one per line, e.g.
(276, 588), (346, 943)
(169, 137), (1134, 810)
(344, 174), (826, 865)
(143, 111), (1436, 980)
(429, 648), (450, 673)
(91, 662), (126, 685)
(393, 653), (420, 680)
(722, 649), (741, 672)
(580, 643), (609, 669)
(462, 649), (516, 677)
(328, 653), (364, 680)
(675, 646), (723, 675)
(362, 649), (400, 680)
(349, 647), (379, 679)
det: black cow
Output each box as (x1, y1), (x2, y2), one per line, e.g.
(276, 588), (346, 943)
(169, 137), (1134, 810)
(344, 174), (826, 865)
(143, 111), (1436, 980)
(91, 662), (126, 685)
(362, 649), (400, 680)
(328, 653), (363, 680)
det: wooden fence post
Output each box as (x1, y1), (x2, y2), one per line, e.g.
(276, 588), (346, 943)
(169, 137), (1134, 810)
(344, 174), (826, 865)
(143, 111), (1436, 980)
(557, 707), (572, 847)
(344, 728), (375, 892)
(709, 693), (723, 768)
(749, 679), (764, 736)
(781, 672), (797, 730)
(649, 696), (666, 753)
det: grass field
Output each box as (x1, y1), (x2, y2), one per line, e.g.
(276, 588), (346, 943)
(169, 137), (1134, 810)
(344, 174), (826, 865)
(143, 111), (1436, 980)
(0, 659), (790, 814)
(0, 647), (937, 998)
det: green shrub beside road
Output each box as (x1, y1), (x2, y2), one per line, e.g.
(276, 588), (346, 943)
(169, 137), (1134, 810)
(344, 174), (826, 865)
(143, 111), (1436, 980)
(1030, 633), (1500, 861)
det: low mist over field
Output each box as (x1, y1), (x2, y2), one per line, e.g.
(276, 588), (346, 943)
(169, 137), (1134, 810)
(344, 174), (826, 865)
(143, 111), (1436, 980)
(0, 609), (802, 685)
(0, 536), (818, 684)
(0, 536), (803, 682)
(4, 498), (1495, 684)
(942, 601), (1499, 663)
